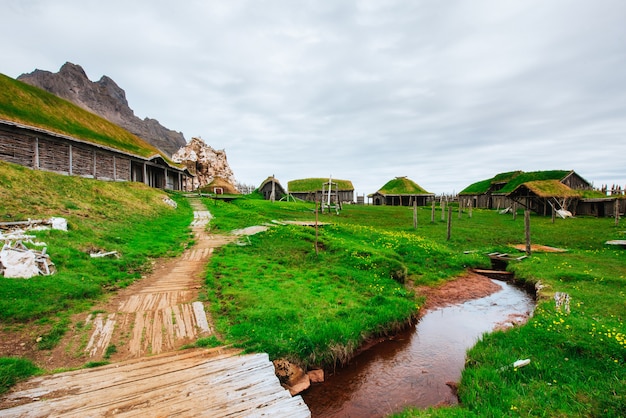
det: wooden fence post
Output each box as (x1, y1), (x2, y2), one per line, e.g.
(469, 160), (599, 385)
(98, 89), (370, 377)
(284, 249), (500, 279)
(441, 197), (446, 221)
(615, 198), (620, 227)
(413, 200), (418, 229)
(447, 206), (452, 241)
(315, 197), (319, 256)
(525, 209), (531, 256)
(431, 199), (435, 223)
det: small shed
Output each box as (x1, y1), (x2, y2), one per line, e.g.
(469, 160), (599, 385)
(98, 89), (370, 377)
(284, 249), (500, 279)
(369, 177), (434, 206)
(258, 176), (286, 201)
(287, 178), (354, 203)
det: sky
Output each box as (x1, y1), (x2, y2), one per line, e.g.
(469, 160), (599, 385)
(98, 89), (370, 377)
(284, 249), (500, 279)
(2, 0), (625, 196)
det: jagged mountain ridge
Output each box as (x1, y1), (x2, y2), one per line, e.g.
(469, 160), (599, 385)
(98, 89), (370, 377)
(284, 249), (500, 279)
(17, 62), (186, 156)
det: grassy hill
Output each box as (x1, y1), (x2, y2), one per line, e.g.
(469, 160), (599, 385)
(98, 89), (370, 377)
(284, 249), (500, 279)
(0, 160), (192, 339)
(0, 74), (171, 161)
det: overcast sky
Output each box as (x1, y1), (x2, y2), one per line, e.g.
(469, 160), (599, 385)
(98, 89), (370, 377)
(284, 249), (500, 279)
(3, 0), (625, 195)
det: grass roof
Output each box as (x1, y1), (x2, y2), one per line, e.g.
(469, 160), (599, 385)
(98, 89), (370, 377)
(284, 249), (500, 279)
(201, 177), (239, 194)
(497, 170), (571, 194)
(375, 176), (432, 195)
(511, 180), (581, 198)
(0, 73), (173, 162)
(459, 171), (522, 195)
(288, 178), (354, 192)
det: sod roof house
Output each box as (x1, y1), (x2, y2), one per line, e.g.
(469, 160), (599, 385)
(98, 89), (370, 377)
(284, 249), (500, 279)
(258, 176), (286, 201)
(0, 119), (191, 190)
(369, 176), (434, 206)
(287, 178), (354, 203)
(459, 170), (596, 215)
(0, 75), (190, 190)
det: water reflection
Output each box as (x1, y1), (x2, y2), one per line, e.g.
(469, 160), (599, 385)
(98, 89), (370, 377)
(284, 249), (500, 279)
(302, 279), (535, 417)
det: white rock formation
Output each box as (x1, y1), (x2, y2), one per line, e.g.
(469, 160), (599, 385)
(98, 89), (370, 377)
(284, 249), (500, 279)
(172, 137), (236, 191)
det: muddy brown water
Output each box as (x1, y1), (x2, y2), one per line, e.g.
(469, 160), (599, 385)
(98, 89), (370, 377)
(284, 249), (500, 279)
(302, 279), (535, 417)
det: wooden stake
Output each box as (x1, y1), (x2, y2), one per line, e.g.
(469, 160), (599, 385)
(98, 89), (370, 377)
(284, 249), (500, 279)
(413, 200), (418, 229)
(315, 197), (319, 256)
(447, 205), (452, 241)
(431, 199), (435, 223)
(615, 198), (620, 227)
(524, 209), (531, 256)
(441, 197), (446, 221)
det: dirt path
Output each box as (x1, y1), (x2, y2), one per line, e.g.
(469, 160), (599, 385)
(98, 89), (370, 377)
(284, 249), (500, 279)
(81, 198), (237, 363)
(22, 198), (237, 370)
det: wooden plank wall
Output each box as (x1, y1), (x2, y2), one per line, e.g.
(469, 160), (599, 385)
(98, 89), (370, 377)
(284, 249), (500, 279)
(0, 123), (176, 187)
(0, 128), (35, 168)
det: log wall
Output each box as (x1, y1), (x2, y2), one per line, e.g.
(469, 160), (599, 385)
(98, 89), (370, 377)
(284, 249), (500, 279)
(0, 121), (185, 190)
(0, 127), (36, 167)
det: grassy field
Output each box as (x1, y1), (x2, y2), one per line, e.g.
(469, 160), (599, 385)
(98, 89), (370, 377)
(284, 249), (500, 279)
(1, 166), (624, 415)
(204, 194), (624, 417)
(0, 161), (193, 393)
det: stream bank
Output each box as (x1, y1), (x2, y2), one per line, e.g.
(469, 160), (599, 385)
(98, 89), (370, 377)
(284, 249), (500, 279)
(302, 273), (535, 417)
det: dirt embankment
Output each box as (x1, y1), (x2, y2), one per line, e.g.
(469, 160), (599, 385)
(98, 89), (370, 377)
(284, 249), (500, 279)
(414, 271), (504, 314)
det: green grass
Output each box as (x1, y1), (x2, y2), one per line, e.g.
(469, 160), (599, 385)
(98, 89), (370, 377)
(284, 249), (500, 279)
(287, 177), (354, 192)
(204, 197), (625, 416)
(375, 176), (432, 195)
(0, 161), (193, 389)
(1, 162), (624, 415)
(0, 357), (42, 395)
(0, 162), (193, 323)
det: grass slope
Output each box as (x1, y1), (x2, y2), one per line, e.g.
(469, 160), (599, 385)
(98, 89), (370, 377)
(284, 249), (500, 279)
(0, 161), (192, 392)
(0, 74), (170, 160)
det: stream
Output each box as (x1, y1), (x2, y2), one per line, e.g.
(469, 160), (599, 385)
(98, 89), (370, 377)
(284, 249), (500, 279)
(301, 279), (535, 417)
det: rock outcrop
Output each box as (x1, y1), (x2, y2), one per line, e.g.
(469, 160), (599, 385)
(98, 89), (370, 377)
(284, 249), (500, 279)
(172, 137), (236, 191)
(17, 62), (186, 156)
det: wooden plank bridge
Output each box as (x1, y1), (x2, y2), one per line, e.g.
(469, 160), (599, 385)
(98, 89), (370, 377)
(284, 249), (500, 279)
(0, 347), (310, 417)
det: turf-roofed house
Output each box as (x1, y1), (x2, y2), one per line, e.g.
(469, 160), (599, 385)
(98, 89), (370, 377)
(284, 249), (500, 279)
(458, 170), (624, 216)
(0, 74), (191, 190)
(287, 177), (355, 204)
(369, 176), (434, 206)
(258, 176), (287, 201)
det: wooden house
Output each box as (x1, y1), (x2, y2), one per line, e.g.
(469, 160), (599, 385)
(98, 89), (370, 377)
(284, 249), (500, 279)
(258, 176), (286, 201)
(459, 170), (594, 216)
(369, 176), (434, 206)
(287, 178), (354, 203)
(0, 119), (191, 190)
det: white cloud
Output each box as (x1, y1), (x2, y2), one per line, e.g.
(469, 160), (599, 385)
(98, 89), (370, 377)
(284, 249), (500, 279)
(2, 0), (625, 195)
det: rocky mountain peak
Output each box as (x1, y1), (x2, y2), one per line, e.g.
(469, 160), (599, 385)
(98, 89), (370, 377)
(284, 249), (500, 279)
(18, 62), (185, 156)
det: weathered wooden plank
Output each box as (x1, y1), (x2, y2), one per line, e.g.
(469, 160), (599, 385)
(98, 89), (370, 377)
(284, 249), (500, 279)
(1, 349), (310, 417)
